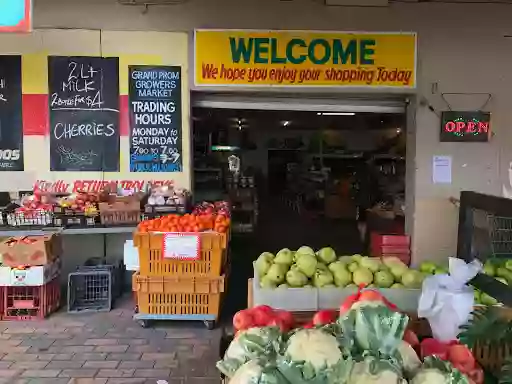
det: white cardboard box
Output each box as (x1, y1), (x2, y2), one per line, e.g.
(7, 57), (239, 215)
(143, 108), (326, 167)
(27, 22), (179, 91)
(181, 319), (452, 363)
(123, 240), (139, 271)
(253, 267), (421, 312)
(0, 258), (61, 286)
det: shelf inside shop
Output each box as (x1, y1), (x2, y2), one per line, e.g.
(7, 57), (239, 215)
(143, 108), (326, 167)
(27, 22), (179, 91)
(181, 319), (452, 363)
(457, 191), (512, 307)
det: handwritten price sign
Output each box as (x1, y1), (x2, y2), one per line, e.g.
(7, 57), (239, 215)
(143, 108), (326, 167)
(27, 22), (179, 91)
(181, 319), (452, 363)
(162, 233), (200, 260)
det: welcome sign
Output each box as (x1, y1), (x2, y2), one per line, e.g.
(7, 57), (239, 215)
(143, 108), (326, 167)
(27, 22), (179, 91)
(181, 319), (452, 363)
(0, 0), (32, 33)
(195, 29), (417, 88)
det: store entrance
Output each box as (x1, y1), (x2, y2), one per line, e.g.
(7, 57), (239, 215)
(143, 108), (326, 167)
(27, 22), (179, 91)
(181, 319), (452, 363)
(192, 94), (407, 314)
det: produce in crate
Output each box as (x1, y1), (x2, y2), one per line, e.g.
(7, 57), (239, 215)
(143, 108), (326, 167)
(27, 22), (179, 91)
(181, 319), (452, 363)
(221, 286), (485, 384)
(56, 192), (99, 215)
(255, 248), (425, 289)
(471, 258), (512, 306)
(136, 212), (230, 233)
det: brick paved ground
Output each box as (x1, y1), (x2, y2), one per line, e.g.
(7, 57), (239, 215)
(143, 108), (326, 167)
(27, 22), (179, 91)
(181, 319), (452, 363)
(0, 296), (222, 384)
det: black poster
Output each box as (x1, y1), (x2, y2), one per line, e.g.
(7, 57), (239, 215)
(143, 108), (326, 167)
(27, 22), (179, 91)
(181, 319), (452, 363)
(48, 56), (120, 171)
(129, 66), (182, 172)
(0, 56), (23, 171)
(440, 111), (491, 143)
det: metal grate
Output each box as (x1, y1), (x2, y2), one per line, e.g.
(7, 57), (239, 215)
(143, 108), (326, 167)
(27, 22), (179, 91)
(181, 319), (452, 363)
(488, 215), (512, 257)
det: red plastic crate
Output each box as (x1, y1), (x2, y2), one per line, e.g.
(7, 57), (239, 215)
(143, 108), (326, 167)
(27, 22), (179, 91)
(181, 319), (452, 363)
(371, 232), (410, 247)
(0, 286), (3, 320)
(2, 277), (61, 321)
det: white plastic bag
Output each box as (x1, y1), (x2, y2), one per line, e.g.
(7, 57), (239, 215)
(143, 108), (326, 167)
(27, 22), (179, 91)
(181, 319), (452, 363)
(417, 257), (482, 341)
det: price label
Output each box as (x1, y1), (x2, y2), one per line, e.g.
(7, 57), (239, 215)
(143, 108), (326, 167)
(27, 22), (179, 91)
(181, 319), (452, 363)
(162, 233), (200, 260)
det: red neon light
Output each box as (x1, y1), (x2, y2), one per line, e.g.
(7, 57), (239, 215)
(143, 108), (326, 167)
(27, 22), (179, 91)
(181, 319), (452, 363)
(0, 0), (32, 33)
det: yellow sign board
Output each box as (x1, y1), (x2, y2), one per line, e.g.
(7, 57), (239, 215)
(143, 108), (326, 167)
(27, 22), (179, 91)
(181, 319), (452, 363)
(194, 29), (417, 88)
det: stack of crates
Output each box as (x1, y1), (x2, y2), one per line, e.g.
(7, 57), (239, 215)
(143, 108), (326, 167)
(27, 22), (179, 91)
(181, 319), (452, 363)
(370, 232), (411, 265)
(0, 235), (62, 320)
(132, 231), (228, 329)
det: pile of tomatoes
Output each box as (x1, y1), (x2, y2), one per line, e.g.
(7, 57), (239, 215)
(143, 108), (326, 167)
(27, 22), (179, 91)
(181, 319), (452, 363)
(137, 213), (230, 233)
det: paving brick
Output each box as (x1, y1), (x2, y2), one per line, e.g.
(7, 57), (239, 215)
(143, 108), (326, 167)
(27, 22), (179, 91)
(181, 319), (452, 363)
(51, 346), (95, 353)
(0, 345), (29, 353)
(141, 353), (176, 361)
(2, 354), (40, 361)
(53, 354), (75, 361)
(0, 369), (22, 377)
(133, 368), (171, 378)
(96, 368), (135, 378)
(11, 361), (49, 369)
(67, 380), (108, 384)
(47, 361), (86, 369)
(0, 362), (12, 369)
(95, 345), (129, 353)
(21, 369), (61, 378)
(73, 353), (108, 361)
(15, 379), (70, 384)
(85, 339), (119, 346)
(58, 369), (99, 378)
(83, 360), (120, 369)
(153, 360), (179, 369)
(119, 361), (155, 369)
(128, 345), (159, 353)
(104, 380), (146, 384)
(107, 353), (141, 361)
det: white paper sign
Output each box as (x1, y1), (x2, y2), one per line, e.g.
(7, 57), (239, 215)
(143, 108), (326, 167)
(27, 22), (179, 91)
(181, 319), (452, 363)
(163, 233), (200, 260)
(433, 155), (452, 184)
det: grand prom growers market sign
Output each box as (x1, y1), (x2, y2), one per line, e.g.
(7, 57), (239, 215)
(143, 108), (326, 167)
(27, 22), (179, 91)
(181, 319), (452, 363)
(194, 29), (417, 88)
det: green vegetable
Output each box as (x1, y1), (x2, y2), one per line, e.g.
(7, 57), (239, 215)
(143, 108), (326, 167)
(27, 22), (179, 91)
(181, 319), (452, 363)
(217, 327), (283, 378)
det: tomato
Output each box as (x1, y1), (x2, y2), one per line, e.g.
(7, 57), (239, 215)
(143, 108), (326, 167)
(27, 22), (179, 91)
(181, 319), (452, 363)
(448, 344), (476, 372)
(233, 310), (254, 331)
(313, 309), (338, 325)
(420, 338), (450, 360)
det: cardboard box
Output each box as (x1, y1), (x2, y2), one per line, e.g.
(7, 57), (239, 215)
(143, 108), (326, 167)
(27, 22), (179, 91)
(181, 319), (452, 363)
(0, 258), (61, 286)
(0, 234), (61, 267)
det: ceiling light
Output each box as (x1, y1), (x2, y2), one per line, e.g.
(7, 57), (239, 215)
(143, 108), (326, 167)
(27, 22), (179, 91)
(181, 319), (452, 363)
(316, 112), (355, 116)
(282, 120), (291, 127)
(396, 128), (402, 133)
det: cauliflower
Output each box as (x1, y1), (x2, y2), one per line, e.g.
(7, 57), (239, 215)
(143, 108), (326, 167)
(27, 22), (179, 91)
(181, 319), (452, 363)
(410, 356), (469, 384)
(278, 328), (352, 384)
(217, 327), (282, 378)
(229, 360), (289, 384)
(348, 356), (407, 384)
(286, 329), (342, 369)
(395, 340), (421, 376)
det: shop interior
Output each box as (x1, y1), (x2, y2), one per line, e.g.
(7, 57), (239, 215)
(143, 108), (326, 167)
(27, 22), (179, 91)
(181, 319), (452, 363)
(193, 106), (407, 263)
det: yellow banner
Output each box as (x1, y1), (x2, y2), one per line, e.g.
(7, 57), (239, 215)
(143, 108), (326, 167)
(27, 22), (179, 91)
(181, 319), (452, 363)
(194, 30), (416, 88)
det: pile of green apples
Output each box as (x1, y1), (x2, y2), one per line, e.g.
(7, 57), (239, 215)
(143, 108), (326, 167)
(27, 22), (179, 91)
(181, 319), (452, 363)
(254, 246), (426, 289)
(472, 259), (512, 306)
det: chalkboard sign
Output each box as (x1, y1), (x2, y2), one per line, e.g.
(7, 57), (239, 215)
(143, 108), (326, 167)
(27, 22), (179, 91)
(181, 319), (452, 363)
(440, 111), (490, 143)
(48, 56), (120, 171)
(129, 66), (182, 172)
(0, 56), (23, 171)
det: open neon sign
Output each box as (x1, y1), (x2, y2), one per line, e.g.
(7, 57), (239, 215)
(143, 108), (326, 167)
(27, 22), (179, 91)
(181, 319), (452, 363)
(440, 111), (491, 142)
(0, 0), (32, 33)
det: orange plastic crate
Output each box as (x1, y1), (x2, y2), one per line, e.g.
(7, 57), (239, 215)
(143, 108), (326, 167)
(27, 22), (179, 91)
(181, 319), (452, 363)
(134, 232), (227, 277)
(132, 273), (225, 295)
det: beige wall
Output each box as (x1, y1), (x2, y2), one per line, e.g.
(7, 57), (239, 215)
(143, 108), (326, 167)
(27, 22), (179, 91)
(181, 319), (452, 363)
(17, 0), (512, 263)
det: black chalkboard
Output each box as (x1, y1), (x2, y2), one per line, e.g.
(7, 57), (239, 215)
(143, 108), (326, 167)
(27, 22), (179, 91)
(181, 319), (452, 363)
(48, 56), (120, 171)
(0, 56), (23, 171)
(129, 66), (182, 172)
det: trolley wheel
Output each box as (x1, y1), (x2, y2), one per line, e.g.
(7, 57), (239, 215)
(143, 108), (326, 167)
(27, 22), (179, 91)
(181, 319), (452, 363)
(138, 320), (151, 328)
(134, 305), (139, 314)
(204, 320), (215, 330)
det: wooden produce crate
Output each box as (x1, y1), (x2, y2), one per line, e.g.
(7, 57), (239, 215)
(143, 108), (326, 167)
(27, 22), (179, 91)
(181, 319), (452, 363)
(99, 202), (141, 226)
(133, 231), (228, 277)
